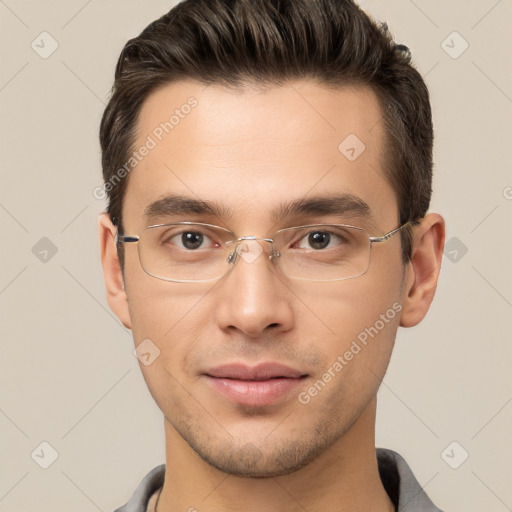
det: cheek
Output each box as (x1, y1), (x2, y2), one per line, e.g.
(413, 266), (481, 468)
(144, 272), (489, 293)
(297, 302), (400, 418)
(124, 243), (209, 338)
(125, 277), (218, 384)
(294, 257), (403, 341)
(127, 284), (212, 410)
(293, 256), (403, 392)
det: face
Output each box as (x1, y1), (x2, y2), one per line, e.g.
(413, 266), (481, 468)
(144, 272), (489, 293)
(116, 80), (408, 477)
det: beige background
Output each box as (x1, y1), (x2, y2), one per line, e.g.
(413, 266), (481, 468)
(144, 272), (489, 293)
(1, 1), (511, 511)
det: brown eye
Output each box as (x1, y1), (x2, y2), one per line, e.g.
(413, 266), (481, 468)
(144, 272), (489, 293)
(180, 231), (204, 250)
(308, 232), (330, 249)
(161, 229), (213, 250)
(296, 230), (348, 250)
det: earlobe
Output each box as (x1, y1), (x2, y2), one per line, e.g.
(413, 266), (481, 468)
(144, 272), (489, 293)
(98, 213), (132, 329)
(399, 213), (445, 328)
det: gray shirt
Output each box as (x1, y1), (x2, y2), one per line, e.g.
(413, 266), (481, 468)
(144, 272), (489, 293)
(114, 448), (445, 512)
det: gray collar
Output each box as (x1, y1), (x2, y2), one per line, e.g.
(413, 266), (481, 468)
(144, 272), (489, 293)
(114, 448), (445, 512)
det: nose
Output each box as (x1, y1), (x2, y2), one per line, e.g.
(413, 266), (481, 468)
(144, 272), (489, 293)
(214, 238), (294, 338)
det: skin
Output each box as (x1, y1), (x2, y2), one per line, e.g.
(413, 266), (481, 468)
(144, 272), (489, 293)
(99, 79), (445, 511)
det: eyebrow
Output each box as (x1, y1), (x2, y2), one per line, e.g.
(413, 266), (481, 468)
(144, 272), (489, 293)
(144, 196), (234, 222)
(144, 193), (376, 227)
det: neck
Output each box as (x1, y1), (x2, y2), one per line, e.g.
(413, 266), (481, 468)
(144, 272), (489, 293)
(156, 398), (394, 512)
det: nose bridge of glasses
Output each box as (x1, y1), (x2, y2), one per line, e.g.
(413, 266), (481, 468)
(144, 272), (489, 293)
(236, 235), (274, 243)
(226, 236), (277, 266)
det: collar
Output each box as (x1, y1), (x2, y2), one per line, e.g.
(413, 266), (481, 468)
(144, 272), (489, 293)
(114, 448), (445, 512)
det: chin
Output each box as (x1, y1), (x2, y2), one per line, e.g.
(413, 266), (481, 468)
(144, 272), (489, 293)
(180, 423), (342, 478)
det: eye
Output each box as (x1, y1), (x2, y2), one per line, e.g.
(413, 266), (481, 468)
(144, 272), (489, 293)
(162, 229), (217, 250)
(179, 231), (206, 250)
(295, 229), (349, 250)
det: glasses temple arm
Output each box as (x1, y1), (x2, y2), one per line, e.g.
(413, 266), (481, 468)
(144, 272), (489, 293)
(368, 220), (414, 243)
(115, 233), (139, 244)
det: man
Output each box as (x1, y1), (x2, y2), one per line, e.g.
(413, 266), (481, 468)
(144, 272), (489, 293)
(98, 0), (446, 510)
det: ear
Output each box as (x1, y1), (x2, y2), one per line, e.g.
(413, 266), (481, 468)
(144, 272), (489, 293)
(98, 213), (132, 329)
(399, 213), (445, 328)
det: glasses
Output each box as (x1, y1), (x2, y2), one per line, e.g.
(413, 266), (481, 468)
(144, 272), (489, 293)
(116, 221), (411, 283)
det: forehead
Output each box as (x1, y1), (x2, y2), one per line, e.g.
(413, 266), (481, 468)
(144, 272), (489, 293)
(122, 79), (397, 232)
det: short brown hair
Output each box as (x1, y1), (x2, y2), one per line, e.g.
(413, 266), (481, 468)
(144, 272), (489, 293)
(100, 0), (433, 264)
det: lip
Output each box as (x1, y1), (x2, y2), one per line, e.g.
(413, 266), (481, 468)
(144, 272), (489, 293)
(204, 363), (308, 407)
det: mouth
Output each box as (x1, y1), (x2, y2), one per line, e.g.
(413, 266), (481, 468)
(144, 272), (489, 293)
(203, 363), (308, 407)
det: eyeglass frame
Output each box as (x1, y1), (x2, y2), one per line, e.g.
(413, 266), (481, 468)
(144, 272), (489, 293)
(115, 220), (413, 283)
